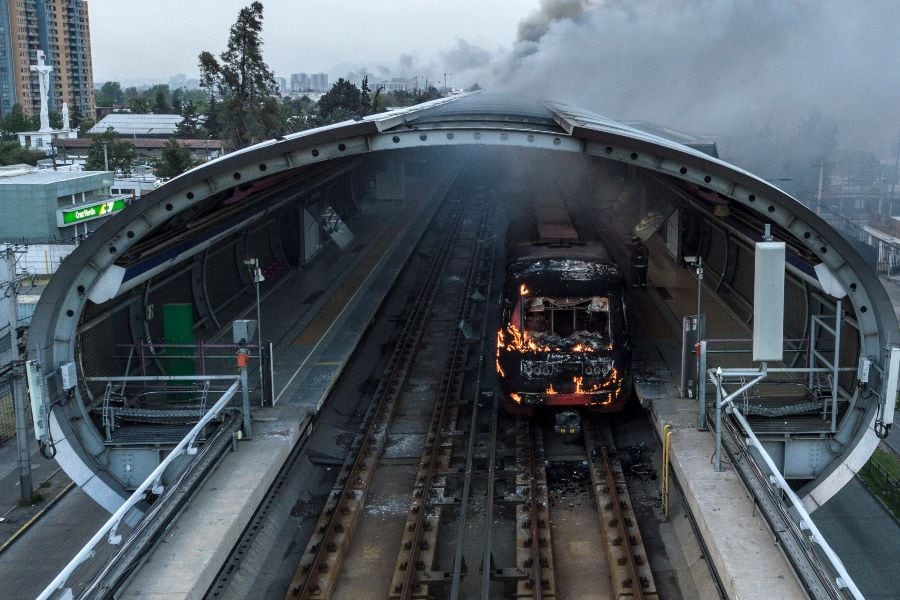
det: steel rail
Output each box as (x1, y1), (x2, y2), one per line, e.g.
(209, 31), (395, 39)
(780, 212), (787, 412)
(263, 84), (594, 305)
(391, 190), (493, 600)
(516, 421), (555, 599)
(449, 198), (496, 600)
(286, 183), (471, 600)
(479, 391), (499, 599)
(586, 418), (657, 599)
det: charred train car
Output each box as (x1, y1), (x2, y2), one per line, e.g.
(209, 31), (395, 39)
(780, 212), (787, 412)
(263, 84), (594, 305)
(496, 192), (632, 431)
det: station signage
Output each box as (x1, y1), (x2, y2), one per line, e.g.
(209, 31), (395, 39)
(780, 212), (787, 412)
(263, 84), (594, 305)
(57, 197), (128, 227)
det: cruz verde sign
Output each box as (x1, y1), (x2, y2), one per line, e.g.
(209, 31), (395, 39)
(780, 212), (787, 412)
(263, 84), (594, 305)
(57, 197), (127, 227)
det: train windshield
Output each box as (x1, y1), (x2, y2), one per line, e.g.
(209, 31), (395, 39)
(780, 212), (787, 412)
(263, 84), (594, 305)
(521, 296), (610, 348)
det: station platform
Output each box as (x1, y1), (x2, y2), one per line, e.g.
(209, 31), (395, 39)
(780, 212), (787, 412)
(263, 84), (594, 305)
(630, 235), (900, 599)
(4, 177), (898, 597)
(115, 166), (460, 598)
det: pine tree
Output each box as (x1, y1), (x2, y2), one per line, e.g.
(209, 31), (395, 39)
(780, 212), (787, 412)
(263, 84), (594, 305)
(176, 101), (202, 137)
(84, 128), (136, 176)
(155, 139), (197, 178)
(198, 2), (279, 149)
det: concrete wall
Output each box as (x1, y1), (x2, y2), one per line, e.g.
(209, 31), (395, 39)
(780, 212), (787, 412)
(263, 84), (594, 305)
(0, 171), (112, 240)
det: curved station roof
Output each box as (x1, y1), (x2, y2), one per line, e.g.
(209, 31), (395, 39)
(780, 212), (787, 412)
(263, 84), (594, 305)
(27, 93), (898, 512)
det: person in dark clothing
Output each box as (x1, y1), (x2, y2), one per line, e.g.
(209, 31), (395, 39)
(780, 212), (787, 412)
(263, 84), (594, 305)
(631, 235), (649, 287)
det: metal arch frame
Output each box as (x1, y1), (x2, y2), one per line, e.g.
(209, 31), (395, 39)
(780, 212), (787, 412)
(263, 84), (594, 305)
(28, 94), (898, 510)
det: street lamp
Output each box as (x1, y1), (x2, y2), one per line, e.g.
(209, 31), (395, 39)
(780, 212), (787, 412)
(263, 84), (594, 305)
(243, 258), (265, 405)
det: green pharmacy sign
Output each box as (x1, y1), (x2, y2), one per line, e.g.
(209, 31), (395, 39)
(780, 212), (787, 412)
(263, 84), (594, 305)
(57, 197), (127, 227)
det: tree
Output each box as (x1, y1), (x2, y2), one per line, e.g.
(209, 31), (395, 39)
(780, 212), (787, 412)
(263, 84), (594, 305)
(176, 101), (203, 137)
(359, 76), (372, 115)
(84, 128), (136, 176)
(149, 84), (173, 113)
(281, 95), (316, 132)
(0, 140), (44, 165)
(96, 81), (124, 106)
(154, 139), (197, 178)
(317, 78), (361, 124)
(0, 104), (38, 134)
(127, 96), (151, 114)
(172, 88), (184, 114)
(198, 2), (279, 149)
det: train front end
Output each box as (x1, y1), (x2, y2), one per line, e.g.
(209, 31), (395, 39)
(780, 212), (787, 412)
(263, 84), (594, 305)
(496, 258), (632, 429)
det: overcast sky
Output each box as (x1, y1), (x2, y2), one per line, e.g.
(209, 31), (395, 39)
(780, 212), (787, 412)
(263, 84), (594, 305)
(87, 1), (900, 161)
(87, 0), (540, 84)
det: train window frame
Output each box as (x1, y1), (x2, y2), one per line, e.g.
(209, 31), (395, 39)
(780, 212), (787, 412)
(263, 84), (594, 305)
(522, 295), (611, 343)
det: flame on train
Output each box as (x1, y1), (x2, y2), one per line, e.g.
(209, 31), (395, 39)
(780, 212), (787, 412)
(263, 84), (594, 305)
(495, 179), (633, 431)
(496, 247), (633, 419)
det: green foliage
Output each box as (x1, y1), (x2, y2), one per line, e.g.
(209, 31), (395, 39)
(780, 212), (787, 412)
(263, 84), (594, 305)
(127, 96), (151, 114)
(149, 84), (173, 114)
(858, 449), (900, 518)
(84, 128), (137, 176)
(280, 95), (316, 133)
(316, 78), (361, 124)
(0, 140), (45, 165)
(154, 139), (197, 178)
(0, 104), (38, 134)
(380, 86), (444, 108)
(199, 2), (279, 149)
(78, 118), (96, 136)
(96, 81), (124, 106)
(176, 101), (203, 137)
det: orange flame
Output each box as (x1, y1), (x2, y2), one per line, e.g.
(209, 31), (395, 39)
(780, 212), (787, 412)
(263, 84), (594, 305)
(496, 359), (505, 377)
(520, 284), (529, 297)
(546, 383), (558, 395)
(510, 393), (522, 404)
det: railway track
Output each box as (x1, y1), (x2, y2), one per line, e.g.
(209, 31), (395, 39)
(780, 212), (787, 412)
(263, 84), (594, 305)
(205, 166), (666, 599)
(286, 178), (495, 599)
(503, 414), (657, 600)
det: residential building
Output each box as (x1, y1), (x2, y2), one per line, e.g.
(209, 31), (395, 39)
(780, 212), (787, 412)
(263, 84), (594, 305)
(0, 0), (95, 120)
(310, 72), (328, 92)
(290, 72), (309, 92)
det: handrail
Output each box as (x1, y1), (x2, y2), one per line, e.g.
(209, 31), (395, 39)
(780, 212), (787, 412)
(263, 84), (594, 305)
(37, 378), (241, 600)
(709, 368), (864, 599)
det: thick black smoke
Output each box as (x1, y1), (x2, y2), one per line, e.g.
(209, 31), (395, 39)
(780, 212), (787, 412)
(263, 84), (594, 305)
(447, 0), (900, 188)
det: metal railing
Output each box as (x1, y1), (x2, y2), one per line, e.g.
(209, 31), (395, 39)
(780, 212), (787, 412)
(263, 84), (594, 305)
(0, 375), (14, 446)
(37, 378), (241, 600)
(710, 368), (864, 600)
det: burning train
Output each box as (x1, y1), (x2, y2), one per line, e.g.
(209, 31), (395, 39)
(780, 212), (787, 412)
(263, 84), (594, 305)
(496, 193), (632, 431)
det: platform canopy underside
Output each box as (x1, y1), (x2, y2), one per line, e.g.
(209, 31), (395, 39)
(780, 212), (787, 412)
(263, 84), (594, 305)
(28, 92), (897, 511)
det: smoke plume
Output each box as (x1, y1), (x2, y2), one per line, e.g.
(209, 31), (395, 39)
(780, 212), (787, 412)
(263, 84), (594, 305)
(444, 0), (900, 186)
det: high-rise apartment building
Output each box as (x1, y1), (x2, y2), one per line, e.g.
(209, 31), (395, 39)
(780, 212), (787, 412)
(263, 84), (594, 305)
(0, 0), (95, 121)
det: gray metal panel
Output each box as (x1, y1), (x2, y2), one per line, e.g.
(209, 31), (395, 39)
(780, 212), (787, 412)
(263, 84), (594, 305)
(753, 242), (786, 362)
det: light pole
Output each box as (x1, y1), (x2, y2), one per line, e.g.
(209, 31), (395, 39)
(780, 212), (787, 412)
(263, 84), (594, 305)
(243, 258), (265, 405)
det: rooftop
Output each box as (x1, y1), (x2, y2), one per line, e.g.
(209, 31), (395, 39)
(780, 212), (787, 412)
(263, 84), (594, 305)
(89, 113), (184, 136)
(0, 166), (110, 184)
(57, 137), (223, 150)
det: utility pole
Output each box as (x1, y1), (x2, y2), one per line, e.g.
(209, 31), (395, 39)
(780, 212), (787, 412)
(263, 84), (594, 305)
(102, 141), (109, 172)
(2, 248), (31, 504)
(891, 136), (900, 216)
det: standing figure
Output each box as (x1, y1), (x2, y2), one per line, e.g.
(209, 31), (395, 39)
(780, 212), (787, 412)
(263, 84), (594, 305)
(31, 51), (53, 132)
(630, 235), (649, 288)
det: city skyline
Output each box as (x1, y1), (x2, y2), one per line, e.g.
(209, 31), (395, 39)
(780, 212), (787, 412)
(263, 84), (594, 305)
(87, 0), (539, 84)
